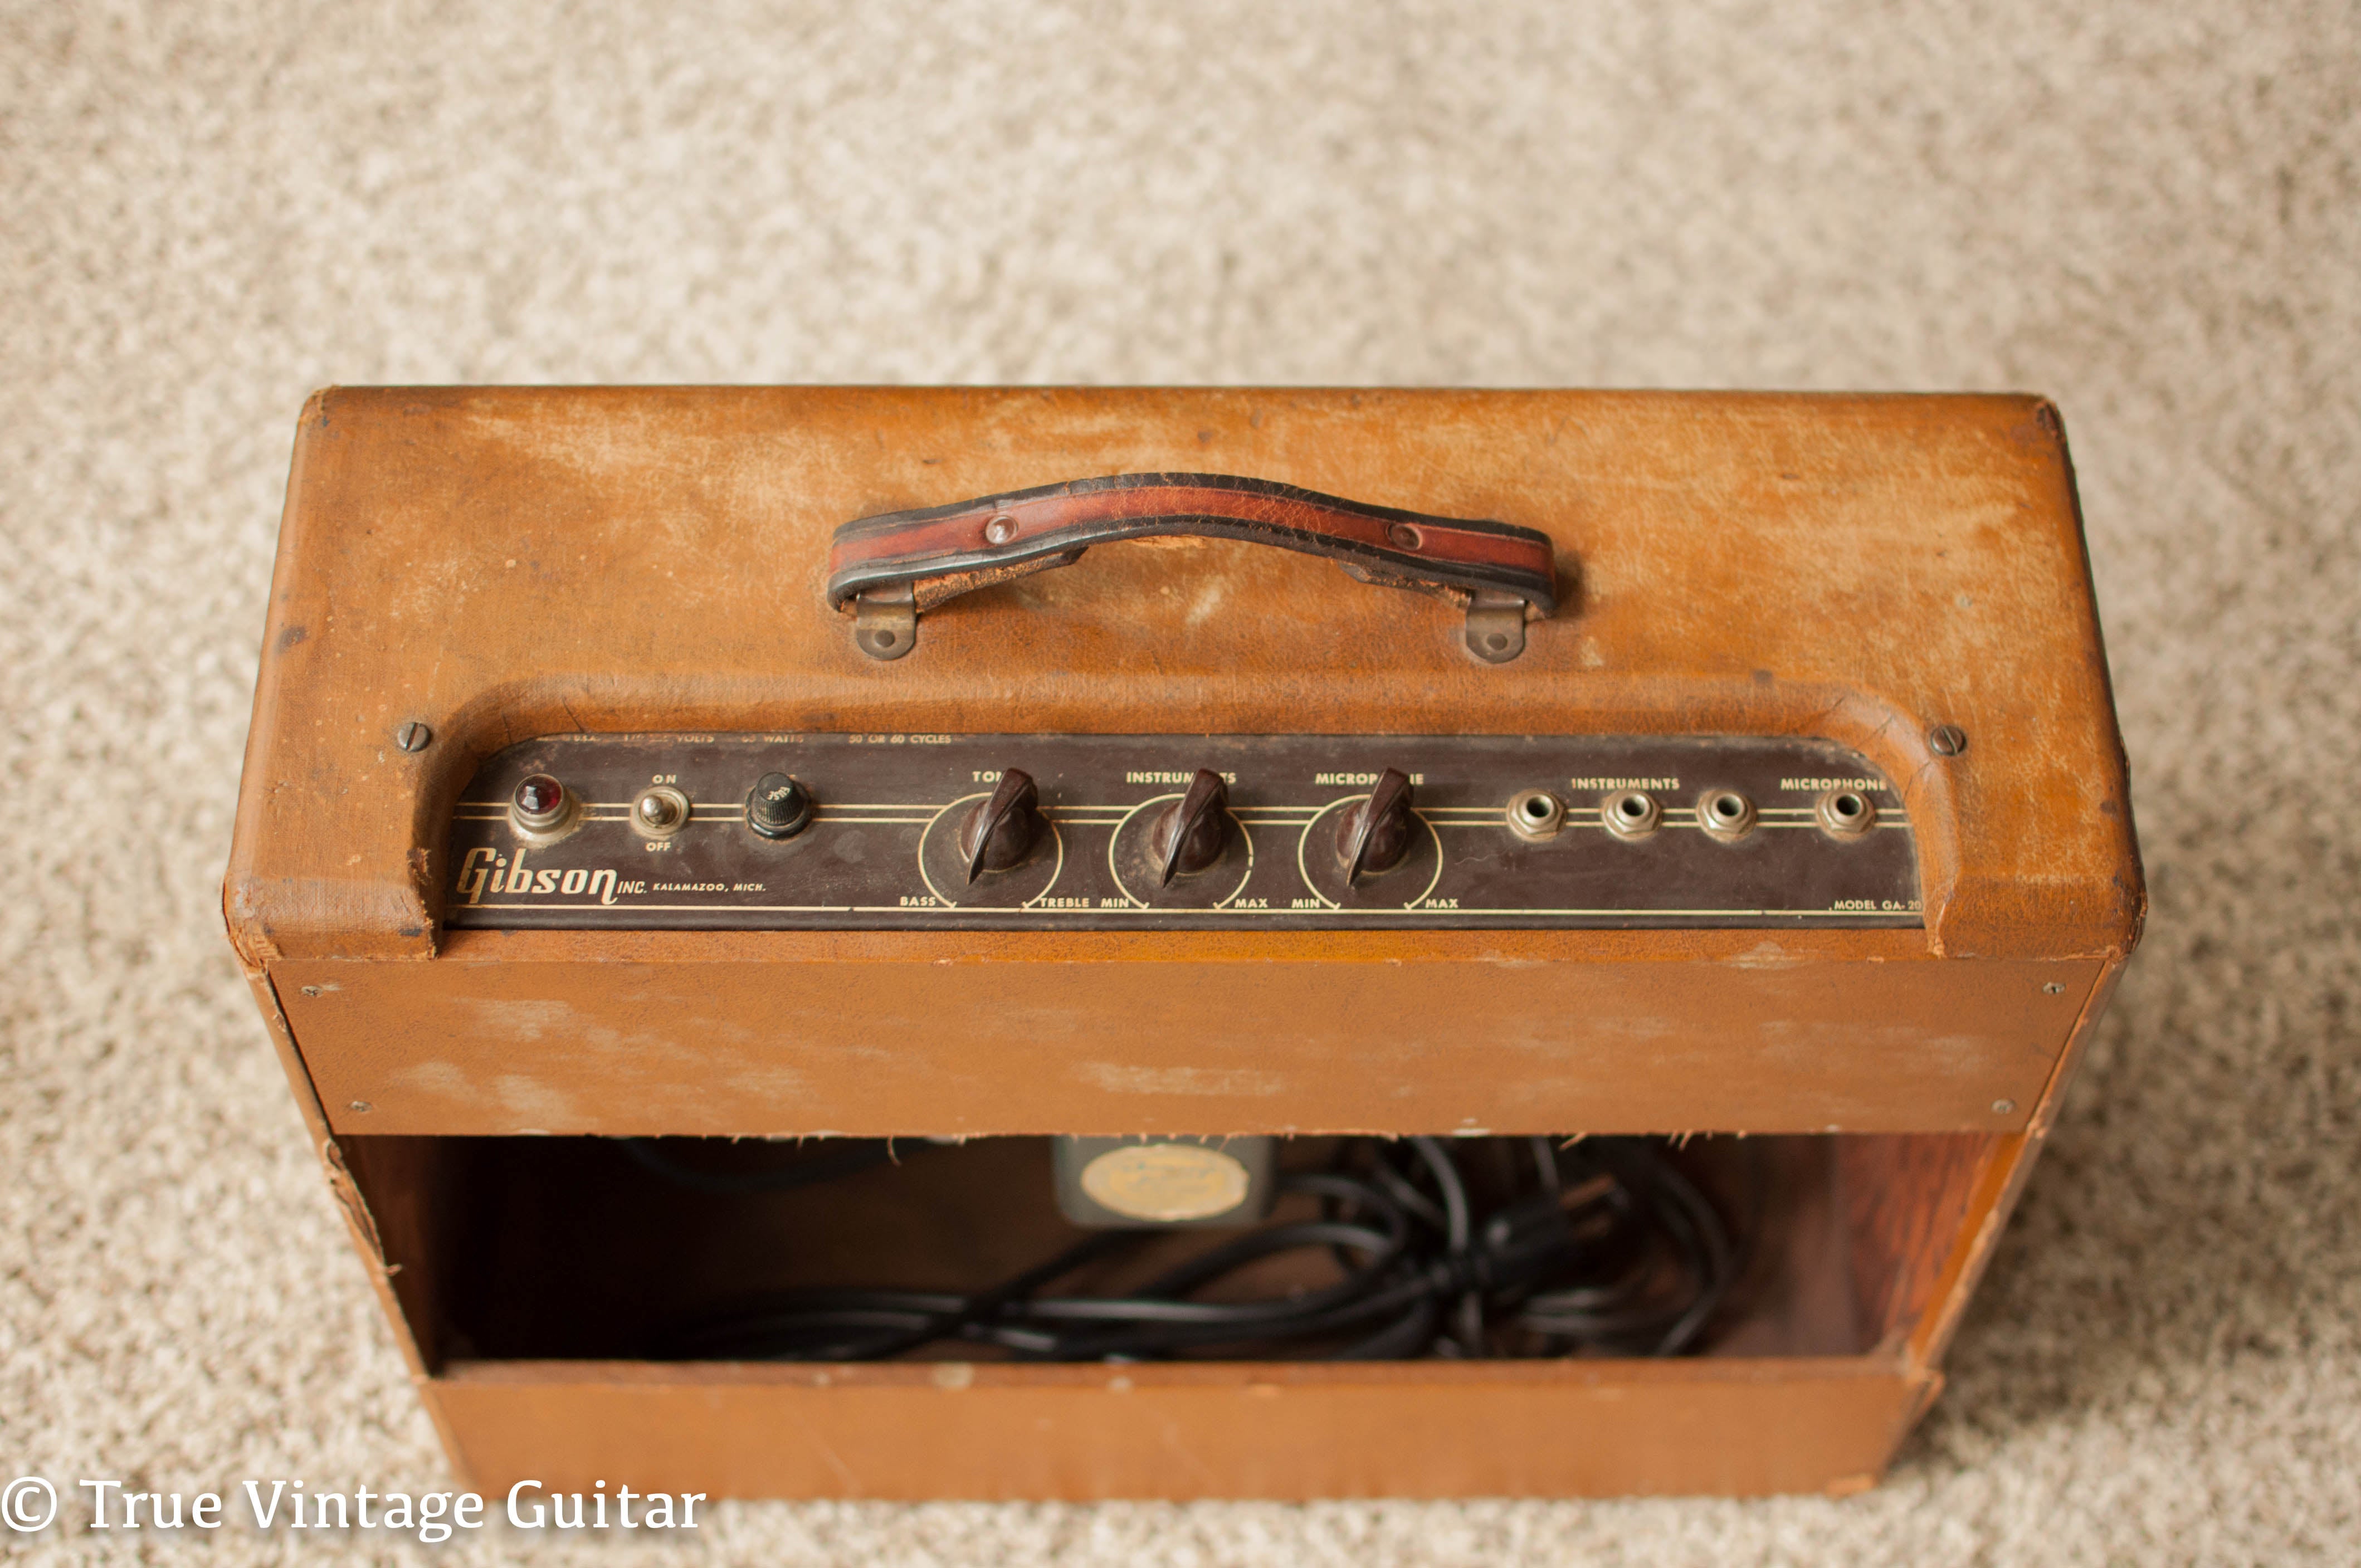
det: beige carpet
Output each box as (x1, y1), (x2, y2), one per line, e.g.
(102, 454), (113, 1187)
(4, 2), (2357, 1561)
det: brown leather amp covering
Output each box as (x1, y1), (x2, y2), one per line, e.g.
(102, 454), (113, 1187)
(227, 387), (2141, 968)
(226, 388), (2138, 1139)
(224, 387), (2142, 1498)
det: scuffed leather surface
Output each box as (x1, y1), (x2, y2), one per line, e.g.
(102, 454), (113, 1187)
(226, 387), (2141, 964)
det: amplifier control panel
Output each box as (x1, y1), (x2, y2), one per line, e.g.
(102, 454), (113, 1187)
(444, 733), (1921, 931)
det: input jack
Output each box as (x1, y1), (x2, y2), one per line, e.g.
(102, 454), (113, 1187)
(1506, 789), (1565, 841)
(1816, 788), (1877, 837)
(1696, 789), (1757, 842)
(1601, 789), (1662, 841)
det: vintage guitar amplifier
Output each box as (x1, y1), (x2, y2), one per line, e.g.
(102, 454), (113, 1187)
(225, 387), (2141, 1499)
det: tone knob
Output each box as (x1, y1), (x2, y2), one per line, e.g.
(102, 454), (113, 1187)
(959, 769), (1043, 883)
(746, 772), (814, 840)
(1335, 767), (1416, 882)
(1149, 770), (1230, 887)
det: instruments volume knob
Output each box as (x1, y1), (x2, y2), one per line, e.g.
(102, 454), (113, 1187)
(1335, 767), (1416, 883)
(1149, 770), (1231, 886)
(959, 769), (1043, 883)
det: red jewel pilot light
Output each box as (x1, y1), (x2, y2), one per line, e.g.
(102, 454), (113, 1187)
(510, 774), (568, 833)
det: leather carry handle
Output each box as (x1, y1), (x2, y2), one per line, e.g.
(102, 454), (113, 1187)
(825, 473), (1559, 663)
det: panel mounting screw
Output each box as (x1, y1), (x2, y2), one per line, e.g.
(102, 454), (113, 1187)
(984, 514), (1018, 545)
(1992, 1099), (2016, 1115)
(396, 721), (433, 753)
(1928, 724), (1968, 757)
(348, 1100), (373, 1113)
(2042, 981), (2065, 994)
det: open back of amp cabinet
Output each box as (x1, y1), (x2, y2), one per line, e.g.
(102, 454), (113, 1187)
(224, 387), (2142, 1499)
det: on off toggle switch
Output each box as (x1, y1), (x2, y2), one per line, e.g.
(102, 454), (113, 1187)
(746, 773), (814, 840)
(631, 784), (691, 839)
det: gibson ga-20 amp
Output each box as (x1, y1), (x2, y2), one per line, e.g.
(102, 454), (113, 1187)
(226, 388), (2141, 1499)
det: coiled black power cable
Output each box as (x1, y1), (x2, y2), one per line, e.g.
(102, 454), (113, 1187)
(639, 1136), (1735, 1363)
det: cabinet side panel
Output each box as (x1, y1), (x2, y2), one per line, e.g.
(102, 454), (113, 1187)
(1835, 1134), (2007, 1351)
(277, 954), (2099, 1137)
(431, 1360), (1929, 1500)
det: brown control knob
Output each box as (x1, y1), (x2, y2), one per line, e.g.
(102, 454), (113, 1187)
(1149, 770), (1231, 887)
(1335, 767), (1417, 883)
(959, 769), (1043, 883)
